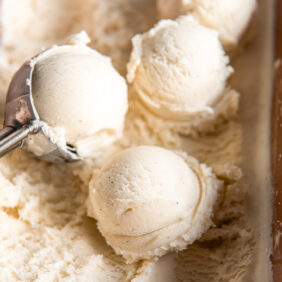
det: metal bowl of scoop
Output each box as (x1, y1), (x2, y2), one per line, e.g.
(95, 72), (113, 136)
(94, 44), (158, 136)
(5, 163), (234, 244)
(0, 60), (81, 163)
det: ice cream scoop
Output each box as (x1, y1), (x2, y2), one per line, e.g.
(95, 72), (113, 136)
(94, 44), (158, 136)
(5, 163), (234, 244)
(157, 0), (257, 46)
(87, 146), (221, 262)
(0, 33), (128, 162)
(127, 16), (232, 120)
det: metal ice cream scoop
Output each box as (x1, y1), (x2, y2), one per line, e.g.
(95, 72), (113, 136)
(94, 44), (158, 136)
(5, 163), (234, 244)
(0, 60), (81, 163)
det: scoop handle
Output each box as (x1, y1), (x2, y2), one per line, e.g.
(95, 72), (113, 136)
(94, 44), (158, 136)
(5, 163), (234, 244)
(0, 123), (38, 158)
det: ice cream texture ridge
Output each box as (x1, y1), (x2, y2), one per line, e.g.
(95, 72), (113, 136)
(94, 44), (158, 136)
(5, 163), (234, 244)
(0, 0), (266, 281)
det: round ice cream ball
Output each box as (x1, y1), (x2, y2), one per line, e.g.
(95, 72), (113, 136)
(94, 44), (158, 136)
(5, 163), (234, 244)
(157, 0), (257, 46)
(127, 16), (232, 119)
(31, 41), (128, 157)
(87, 146), (220, 262)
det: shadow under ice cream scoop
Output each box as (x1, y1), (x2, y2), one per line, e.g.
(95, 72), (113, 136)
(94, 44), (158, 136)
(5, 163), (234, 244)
(0, 32), (128, 162)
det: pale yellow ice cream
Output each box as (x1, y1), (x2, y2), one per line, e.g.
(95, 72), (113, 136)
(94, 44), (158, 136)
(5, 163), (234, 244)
(157, 0), (257, 46)
(0, 0), (265, 281)
(87, 146), (221, 262)
(31, 33), (128, 157)
(127, 16), (233, 122)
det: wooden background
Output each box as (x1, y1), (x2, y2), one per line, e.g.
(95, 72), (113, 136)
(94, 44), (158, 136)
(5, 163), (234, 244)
(272, 0), (282, 281)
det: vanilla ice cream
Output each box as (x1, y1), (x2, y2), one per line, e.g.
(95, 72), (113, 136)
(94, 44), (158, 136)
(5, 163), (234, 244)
(157, 0), (257, 46)
(127, 16), (232, 122)
(0, 0), (268, 281)
(87, 146), (221, 262)
(31, 33), (128, 157)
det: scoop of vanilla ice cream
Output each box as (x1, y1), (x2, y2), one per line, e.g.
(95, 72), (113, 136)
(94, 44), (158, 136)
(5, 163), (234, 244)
(31, 35), (128, 157)
(127, 16), (232, 120)
(87, 146), (221, 262)
(157, 0), (257, 46)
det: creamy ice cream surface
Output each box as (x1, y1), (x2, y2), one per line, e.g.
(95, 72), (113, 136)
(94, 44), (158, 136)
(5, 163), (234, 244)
(0, 0), (271, 281)
(31, 33), (128, 157)
(157, 0), (257, 46)
(87, 146), (221, 262)
(127, 16), (233, 128)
